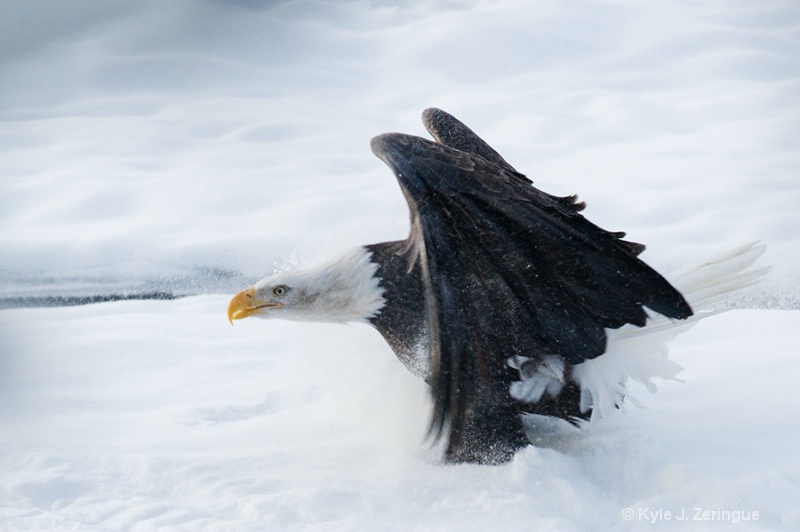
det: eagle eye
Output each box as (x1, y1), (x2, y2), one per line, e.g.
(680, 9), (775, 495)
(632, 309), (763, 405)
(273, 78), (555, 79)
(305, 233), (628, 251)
(272, 285), (288, 297)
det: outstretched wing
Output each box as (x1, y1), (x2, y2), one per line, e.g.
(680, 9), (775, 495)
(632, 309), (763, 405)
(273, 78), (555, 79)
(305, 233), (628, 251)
(371, 120), (691, 463)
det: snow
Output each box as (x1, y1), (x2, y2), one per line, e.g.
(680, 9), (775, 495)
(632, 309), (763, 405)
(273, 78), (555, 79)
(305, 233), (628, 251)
(2, 302), (797, 530)
(1, 0), (798, 529)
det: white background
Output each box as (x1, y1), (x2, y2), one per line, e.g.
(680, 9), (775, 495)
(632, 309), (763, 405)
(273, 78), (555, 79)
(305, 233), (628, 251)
(1, 1), (798, 529)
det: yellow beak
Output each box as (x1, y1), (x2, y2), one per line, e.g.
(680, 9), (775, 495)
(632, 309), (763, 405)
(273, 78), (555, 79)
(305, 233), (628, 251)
(227, 287), (258, 325)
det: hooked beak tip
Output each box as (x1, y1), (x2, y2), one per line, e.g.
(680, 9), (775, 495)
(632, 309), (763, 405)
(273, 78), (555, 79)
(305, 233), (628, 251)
(227, 287), (256, 324)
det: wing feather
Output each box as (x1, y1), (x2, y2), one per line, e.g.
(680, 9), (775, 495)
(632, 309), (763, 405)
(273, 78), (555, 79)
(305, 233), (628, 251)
(370, 118), (692, 463)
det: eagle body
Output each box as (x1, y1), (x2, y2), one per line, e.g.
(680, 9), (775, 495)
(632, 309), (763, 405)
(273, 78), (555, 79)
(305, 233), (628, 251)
(228, 109), (763, 464)
(365, 241), (429, 377)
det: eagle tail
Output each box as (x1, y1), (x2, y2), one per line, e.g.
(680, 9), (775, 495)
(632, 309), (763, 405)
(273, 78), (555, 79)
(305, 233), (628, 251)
(571, 242), (768, 420)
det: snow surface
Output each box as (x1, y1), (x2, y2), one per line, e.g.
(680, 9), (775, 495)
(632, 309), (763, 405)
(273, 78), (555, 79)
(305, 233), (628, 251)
(1, 0), (799, 530)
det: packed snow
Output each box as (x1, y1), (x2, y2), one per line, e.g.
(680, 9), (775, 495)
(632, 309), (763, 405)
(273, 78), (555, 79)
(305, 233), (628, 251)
(1, 1), (799, 530)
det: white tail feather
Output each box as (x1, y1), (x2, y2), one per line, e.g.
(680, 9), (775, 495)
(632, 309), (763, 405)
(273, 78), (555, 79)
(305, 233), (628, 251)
(571, 242), (768, 421)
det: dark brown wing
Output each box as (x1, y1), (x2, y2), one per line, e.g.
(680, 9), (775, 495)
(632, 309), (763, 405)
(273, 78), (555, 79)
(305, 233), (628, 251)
(422, 107), (519, 174)
(371, 128), (691, 464)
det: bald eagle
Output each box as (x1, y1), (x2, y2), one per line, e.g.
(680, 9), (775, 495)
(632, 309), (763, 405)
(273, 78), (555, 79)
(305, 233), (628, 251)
(228, 108), (764, 464)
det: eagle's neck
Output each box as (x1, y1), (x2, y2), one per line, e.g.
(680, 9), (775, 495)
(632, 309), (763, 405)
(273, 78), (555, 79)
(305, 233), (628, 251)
(300, 247), (386, 323)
